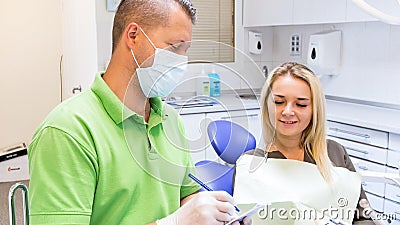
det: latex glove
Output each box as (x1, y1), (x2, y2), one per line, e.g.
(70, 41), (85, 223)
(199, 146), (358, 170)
(230, 216), (252, 225)
(240, 216), (252, 225)
(156, 191), (238, 225)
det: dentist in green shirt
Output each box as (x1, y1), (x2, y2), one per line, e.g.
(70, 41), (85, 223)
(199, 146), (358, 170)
(28, 0), (250, 224)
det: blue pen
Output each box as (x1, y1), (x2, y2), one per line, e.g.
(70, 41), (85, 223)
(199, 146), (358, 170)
(188, 173), (240, 212)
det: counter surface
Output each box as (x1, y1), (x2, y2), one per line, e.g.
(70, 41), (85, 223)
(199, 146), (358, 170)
(169, 94), (261, 115)
(326, 99), (400, 134)
(169, 94), (400, 134)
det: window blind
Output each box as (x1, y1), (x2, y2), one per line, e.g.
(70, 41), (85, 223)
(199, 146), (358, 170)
(187, 0), (234, 63)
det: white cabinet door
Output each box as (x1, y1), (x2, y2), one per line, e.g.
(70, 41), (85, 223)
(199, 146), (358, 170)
(366, 192), (385, 212)
(180, 110), (262, 163)
(180, 113), (207, 163)
(293, 0), (346, 25)
(204, 109), (262, 161)
(388, 133), (400, 168)
(244, 0), (400, 26)
(389, 133), (400, 150)
(243, 0), (293, 27)
(383, 199), (400, 224)
(385, 166), (400, 203)
(62, 0), (98, 100)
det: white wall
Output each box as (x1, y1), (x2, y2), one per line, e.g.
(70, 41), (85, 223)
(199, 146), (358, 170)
(0, 0), (99, 149)
(247, 22), (400, 106)
(94, 1), (400, 106)
(94, 0), (267, 95)
(0, 0), (62, 149)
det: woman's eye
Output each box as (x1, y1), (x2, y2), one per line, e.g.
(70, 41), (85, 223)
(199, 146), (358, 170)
(274, 101), (284, 105)
(297, 104), (308, 107)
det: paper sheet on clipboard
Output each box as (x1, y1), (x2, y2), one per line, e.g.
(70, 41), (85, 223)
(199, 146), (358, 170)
(233, 155), (362, 224)
(226, 204), (267, 225)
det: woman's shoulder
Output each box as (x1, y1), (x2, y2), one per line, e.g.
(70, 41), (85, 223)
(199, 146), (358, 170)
(327, 139), (345, 151)
(245, 148), (266, 157)
(326, 139), (348, 167)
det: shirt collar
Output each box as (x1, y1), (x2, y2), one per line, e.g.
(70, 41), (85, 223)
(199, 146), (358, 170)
(91, 72), (165, 125)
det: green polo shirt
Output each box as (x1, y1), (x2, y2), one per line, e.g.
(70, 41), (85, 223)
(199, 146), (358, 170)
(28, 72), (199, 225)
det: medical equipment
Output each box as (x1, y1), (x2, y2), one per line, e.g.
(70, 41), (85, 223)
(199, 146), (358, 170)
(351, 0), (400, 25)
(194, 120), (256, 195)
(9, 182), (29, 225)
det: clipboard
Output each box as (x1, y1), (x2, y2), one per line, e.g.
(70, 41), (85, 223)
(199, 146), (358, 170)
(226, 204), (267, 225)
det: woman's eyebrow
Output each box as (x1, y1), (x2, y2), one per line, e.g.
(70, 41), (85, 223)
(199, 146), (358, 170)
(273, 94), (310, 101)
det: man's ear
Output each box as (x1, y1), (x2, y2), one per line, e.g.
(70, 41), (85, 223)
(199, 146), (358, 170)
(125, 23), (139, 49)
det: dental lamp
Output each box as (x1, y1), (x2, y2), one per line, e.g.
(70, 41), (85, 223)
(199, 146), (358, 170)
(351, 0), (400, 25)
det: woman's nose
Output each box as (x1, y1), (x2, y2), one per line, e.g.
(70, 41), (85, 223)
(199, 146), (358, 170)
(282, 104), (295, 116)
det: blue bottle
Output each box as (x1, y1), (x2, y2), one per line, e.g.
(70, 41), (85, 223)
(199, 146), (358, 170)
(208, 68), (220, 97)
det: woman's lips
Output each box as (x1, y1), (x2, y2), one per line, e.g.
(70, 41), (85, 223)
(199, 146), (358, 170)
(279, 120), (298, 125)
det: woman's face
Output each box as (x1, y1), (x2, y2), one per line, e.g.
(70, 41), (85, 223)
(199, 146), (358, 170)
(268, 75), (313, 140)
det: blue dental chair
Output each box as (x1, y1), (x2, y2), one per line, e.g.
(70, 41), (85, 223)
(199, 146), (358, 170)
(194, 120), (256, 195)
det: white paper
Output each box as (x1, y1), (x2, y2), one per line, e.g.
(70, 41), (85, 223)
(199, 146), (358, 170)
(233, 155), (361, 224)
(227, 204), (267, 225)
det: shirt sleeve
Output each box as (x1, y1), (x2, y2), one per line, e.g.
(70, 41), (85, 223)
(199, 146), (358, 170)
(180, 157), (201, 199)
(28, 126), (98, 225)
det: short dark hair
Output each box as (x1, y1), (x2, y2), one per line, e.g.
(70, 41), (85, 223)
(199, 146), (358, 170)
(112, 0), (197, 53)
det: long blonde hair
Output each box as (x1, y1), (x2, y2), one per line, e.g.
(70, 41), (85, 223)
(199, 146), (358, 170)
(260, 62), (332, 181)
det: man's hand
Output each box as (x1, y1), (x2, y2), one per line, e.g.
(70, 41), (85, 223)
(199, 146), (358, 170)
(157, 191), (239, 225)
(231, 216), (252, 225)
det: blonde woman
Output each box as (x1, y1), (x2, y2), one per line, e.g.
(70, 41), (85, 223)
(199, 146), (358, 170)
(234, 62), (373, 224)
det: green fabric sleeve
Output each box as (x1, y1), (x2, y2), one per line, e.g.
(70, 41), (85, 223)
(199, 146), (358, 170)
(28, 126), (98, 225)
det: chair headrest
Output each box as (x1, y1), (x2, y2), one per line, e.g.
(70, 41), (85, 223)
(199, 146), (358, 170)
(207, 120), (256, 164)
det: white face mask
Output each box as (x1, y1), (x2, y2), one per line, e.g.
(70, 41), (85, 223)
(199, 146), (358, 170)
(131, 28), (188, 98)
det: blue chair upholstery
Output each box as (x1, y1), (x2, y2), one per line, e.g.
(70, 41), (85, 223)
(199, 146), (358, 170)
(194, 120), (256, 195)
(194, 160), (235, 194)
(207, 120), (256, 164)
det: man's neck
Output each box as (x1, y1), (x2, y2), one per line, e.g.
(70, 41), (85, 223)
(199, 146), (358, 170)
(103, 55), (151, 122)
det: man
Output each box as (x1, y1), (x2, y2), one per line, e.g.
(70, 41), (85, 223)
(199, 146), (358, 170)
(28, 0), (250, 224)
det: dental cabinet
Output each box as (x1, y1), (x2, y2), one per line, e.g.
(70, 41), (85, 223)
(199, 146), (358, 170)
(243, 0), (397, 27)
(177, 95), (262, 164)
(181, 109), (261, 164)
(326, 99), (400, 223)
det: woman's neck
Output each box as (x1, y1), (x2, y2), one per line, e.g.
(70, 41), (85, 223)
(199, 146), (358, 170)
(272, 137), (304, 161)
